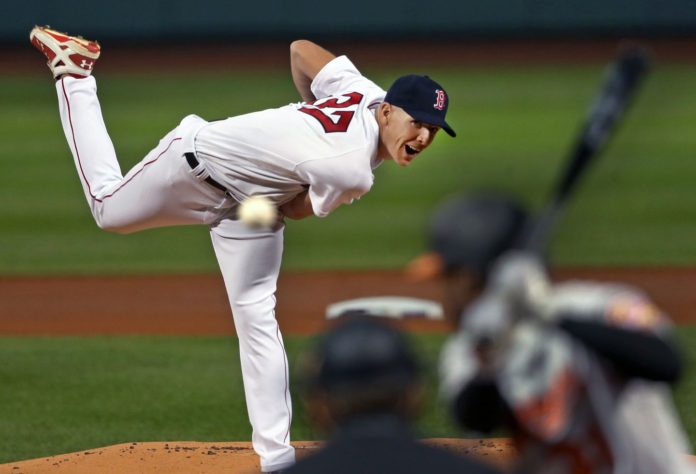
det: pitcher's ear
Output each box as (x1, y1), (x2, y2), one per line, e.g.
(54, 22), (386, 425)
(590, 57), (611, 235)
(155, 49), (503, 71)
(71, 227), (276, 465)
(378, 102), (392, 124)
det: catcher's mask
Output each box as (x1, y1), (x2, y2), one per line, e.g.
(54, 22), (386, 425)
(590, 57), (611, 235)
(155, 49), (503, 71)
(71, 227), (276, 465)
(428, 191), (530, 279)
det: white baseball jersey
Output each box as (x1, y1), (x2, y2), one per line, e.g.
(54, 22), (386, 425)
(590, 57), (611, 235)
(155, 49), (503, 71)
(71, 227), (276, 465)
(194, 55), (386, 217)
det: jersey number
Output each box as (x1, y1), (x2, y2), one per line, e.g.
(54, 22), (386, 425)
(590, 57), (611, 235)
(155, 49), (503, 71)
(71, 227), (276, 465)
(299, 92), (364, 133)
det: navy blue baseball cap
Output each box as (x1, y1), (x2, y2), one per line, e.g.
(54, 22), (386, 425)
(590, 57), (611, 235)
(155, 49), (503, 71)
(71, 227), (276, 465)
(385, 74), (456, 137)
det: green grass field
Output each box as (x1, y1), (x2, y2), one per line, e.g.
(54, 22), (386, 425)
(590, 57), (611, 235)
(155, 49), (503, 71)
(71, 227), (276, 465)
(2, 62), (696, 274)
(1, 329), (694, 464)
(2, 61), (696, 464)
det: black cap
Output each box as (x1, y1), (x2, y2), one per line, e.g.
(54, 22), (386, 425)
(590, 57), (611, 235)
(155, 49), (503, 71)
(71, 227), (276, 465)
(313, 316), (419, 392)
(385, 74), (456, 137)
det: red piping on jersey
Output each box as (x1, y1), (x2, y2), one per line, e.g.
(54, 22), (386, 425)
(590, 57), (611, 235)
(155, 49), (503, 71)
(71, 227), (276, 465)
(61, 78), (181, 204)
(367, 99), (382, 109)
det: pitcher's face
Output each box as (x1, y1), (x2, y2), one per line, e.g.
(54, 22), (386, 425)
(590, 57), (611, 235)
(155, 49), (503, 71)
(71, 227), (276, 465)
(377, 103), (440, 166)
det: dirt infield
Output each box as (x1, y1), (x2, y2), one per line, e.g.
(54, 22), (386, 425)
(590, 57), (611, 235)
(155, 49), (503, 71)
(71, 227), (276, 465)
(0, 267), (694, 337)
(0, 439), (516, 474)
(3, 439), (693, 474)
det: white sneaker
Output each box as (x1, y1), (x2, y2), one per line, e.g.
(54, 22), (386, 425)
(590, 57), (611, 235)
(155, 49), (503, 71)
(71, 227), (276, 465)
(30, 26), (101, 79)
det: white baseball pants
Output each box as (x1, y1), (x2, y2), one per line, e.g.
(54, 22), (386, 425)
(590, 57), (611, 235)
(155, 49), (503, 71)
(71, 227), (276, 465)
(55, 76), (295, 472)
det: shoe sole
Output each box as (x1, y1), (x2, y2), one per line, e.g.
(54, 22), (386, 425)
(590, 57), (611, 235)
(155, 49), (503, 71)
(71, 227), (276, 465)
(30, 26), (100, 61)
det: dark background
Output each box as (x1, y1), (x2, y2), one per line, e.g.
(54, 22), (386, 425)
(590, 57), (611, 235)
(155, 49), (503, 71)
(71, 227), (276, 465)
(7, 0), (696, 45)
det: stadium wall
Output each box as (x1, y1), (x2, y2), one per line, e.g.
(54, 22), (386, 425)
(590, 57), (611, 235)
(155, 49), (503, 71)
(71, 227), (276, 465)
(6, 0), (696, 44)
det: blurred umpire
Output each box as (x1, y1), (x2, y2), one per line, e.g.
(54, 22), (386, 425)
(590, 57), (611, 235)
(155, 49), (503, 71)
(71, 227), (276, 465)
(285, 315), (502, 474)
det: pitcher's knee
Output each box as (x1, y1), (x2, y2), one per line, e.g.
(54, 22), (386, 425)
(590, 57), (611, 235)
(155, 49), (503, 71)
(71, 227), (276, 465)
(231, 297), (278, 333)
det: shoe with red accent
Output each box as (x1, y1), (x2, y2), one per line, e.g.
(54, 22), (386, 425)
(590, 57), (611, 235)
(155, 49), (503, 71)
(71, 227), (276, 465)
(29, 26), (100, 79)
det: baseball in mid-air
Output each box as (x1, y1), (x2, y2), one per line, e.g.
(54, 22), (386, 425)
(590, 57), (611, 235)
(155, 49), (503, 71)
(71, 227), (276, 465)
(238, 195), (278, 229)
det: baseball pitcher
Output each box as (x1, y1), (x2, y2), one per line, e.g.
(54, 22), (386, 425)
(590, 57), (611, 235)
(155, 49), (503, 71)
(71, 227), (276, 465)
(30, 26), (455, 472)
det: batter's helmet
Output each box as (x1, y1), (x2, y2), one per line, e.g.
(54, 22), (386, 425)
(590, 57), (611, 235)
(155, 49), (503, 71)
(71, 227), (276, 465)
(428, 191), (531, 278)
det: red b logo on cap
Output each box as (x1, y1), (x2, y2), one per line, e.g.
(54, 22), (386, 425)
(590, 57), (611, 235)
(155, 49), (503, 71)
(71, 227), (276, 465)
(434, 89), (446, 110)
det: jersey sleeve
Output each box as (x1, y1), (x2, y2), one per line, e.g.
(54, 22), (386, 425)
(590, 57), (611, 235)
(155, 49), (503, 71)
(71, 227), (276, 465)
(311, 55), (385, 100)
(307, 181), (366, 217)
(295, 153), (374, 217)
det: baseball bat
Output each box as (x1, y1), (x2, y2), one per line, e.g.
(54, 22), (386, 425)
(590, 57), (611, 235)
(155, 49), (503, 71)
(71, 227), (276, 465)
(522, 46), (650, 256)
(466, 48), (650, 348)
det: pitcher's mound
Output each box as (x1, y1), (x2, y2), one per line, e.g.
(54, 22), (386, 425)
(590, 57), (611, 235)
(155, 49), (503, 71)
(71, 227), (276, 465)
(1, 439), (515, 473)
